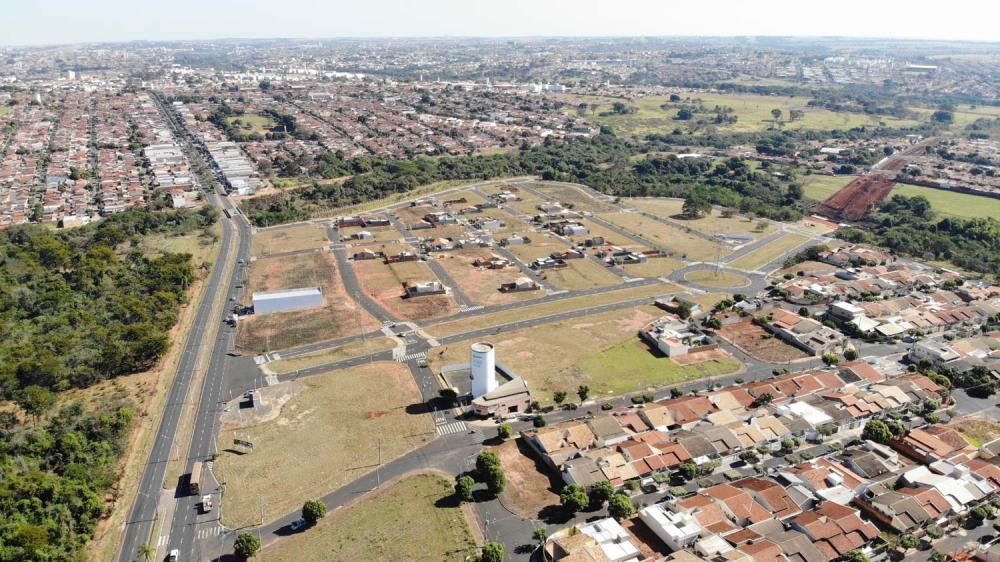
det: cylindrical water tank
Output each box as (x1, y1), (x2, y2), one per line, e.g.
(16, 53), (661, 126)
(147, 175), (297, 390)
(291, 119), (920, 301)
(470, 342), (497, 398)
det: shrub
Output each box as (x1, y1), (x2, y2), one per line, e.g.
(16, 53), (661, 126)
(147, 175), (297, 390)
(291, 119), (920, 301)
(533, 416), (546, 428)
(669, 486), (688, 497)
(724, 470), (741, 480)
(925, 525), (944, 539)
(697, 477), (714, 488)
(601, 402), (613, 410)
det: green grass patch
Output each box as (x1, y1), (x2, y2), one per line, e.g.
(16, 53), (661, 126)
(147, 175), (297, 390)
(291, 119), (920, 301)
(801, 175), (854, 202)
(225, 114), (276, 135)
(588, 93), (921, 137)
(263, 474), (478, 562)
(580, 337), (741, 395)
(890, 184), (1000, 220)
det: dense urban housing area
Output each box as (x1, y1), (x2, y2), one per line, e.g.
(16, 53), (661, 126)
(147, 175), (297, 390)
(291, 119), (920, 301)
(0, 30), (999, 562)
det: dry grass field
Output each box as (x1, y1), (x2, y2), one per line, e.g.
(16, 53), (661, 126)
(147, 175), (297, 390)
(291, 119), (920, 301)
(598, 212), (728, 261)
(251, 223), (329, 256)
(216, 362), (436, 528)
(237, 252), (379, 352)
(528, 183), (620, 213)
(267, 337), (398, 374)
(629, 198), (777, 238)
(684, 269), (752, 289)
(338, 224), (401, 244)
(424, 281), (682, 338)
(567, 219), (653, 252)
(492, 439), (560, 519)
(620, 257), (684, 278)
(542, 259), (624, 291)
(727, 233), (811, 272)
(262, 474), (478, 562)
(434, 249), (542, 306)
(353, 254), (460, 322)
(427, 305), (739, 404)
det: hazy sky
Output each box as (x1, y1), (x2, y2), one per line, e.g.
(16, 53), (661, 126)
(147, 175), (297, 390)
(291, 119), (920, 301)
(3, 0), (999, 46)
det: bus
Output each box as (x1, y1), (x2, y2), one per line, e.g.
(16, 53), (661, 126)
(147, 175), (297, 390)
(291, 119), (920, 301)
(189, 461), (203, 495)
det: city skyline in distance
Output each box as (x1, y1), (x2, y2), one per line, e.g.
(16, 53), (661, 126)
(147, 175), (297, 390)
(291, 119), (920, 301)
(3, 0), (1000, 47)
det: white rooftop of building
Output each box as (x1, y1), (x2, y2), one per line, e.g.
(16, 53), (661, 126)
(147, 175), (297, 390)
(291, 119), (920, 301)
(578, 518), (641, 561)
(252, 287), (322, 301)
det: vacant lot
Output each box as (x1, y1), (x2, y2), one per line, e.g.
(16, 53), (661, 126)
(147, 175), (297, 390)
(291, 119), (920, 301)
(427, 305), (738, 403)
(434, 249), (541, 306)
(890, 184), (1000, 220)
(590, 93), (920, 137)
(567, 219), (652, 252)
(685, 269), (751, 289)
(727, 233), (811, 272)
(263, 474), (478, 562)
(598, 212), (727, 261)
(226, 114), (276, 136)
(801, 174), (854, 202)
(339, 224), (400, 244)
(237, 252), (378, 352)
(424, 281), (682, 338)
(492, 439), (560, 519)
(353, 255), (460, 322)
(541, 258), (623, 291)
(718, 318), (811, 363)
(267, 337), (398, 374)
(216, 362), (435, 528)
(528, 183), (620, 213)
(951, 417), (1000, 447)
(630, 198), (776, 239)
(621, 257), (684, 278)
(252, 223), (329, 256)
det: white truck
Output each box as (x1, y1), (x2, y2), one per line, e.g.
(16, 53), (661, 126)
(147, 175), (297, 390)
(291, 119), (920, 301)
(201, 495), (213, 513)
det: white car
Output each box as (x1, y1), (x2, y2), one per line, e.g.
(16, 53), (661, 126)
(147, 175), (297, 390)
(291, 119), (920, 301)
(201, 495), (213, 512)
(168, 549), (179, 561)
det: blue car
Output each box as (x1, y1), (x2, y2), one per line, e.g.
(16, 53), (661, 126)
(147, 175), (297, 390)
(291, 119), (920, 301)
(289, 518), (306, 531)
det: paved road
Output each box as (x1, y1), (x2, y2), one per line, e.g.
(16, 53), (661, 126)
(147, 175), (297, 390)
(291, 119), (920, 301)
(117, 96), (250, 562)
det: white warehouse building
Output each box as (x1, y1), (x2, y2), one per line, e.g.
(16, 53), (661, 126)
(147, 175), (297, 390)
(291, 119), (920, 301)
(252, 287), (324, 315)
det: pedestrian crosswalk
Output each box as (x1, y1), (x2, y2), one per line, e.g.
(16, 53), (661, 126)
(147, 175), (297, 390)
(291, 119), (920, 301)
(157, 535), (168, 547)
(265, 374), (279, 386)
(460, 304), (485, 312)
(437, 421), (468, 435)
(397, 351), (426, 363)
(196, 525), (222, 540)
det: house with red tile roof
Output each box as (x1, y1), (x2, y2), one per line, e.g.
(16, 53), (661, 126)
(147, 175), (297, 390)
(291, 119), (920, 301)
(790, 501), (879, 560)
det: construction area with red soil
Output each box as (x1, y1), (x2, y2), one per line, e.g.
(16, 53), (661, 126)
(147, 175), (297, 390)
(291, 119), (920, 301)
(815, 175), (896, 222)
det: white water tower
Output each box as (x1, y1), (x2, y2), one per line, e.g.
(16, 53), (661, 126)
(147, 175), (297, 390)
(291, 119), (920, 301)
(470, 342), (497, 398)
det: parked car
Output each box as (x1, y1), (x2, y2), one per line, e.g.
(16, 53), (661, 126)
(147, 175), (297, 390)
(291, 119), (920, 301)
(289, 518), (306, 532)
(201, 495), (213, 512)
(167, 549), (179, 561)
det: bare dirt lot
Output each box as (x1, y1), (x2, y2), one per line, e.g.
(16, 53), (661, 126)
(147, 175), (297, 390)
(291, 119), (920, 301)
(492, 438), (560, 519)
(237, 252), (379, 352)
(717, 318), (811, 363)
(434, 248), (542, 306)
(352, 256), (460, 322)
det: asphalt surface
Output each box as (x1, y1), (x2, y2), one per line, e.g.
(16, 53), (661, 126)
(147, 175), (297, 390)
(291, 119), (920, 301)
(117, 95), (251, 562)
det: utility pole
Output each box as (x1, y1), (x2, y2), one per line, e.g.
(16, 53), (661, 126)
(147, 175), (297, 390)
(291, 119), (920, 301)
(257, 495), (265, 561)
(376, 438), (382, 489)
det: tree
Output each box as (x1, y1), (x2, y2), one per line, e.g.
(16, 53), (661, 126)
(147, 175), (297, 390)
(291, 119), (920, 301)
(899, 533), (919, 550)
(302, 499), (327, 526)
(789, 109), (804, 121)
(455, 475), (475, 502)
(16, 385), (56, 423)
(560, 484), (589, 513)
(671, 387), (684, 398)
(705, 316), (722, 330)
(821, 353), (840, 366)
(553, 390), (567, 404)
(481, 542), (506, 562)
(678, 462), (698, 481)
(925, 524), (944, 539)
(577, 385), (590, 402)
(532, 527), (547, 545)
(590, 480), (615, 506)
(608, 493), (635, 520)
(497, 423), (512, 440)
(476, 451), (501, 476)
(844, 348), (858, 361)
(931, 110), (954, 124)
(843, 550), (870, 562)
(675, 108), (694, 120)
(234, 533), (261, 559)
(485, 465), (506, 494)
(675, 300), (693, 320)
(771, 108), (783, 122)
(682, 194), (711, 218)
(862, 419), (892, 444)
(739, 451), (760, 464)
(750, 392), (773, 408)
(137, 543), (155, 562)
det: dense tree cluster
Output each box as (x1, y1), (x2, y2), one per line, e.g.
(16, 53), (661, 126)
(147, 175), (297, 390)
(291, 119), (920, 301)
(836, 194), (1000, 277)
(244, 134), (805, 226)
(0, 207), (216, 396)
